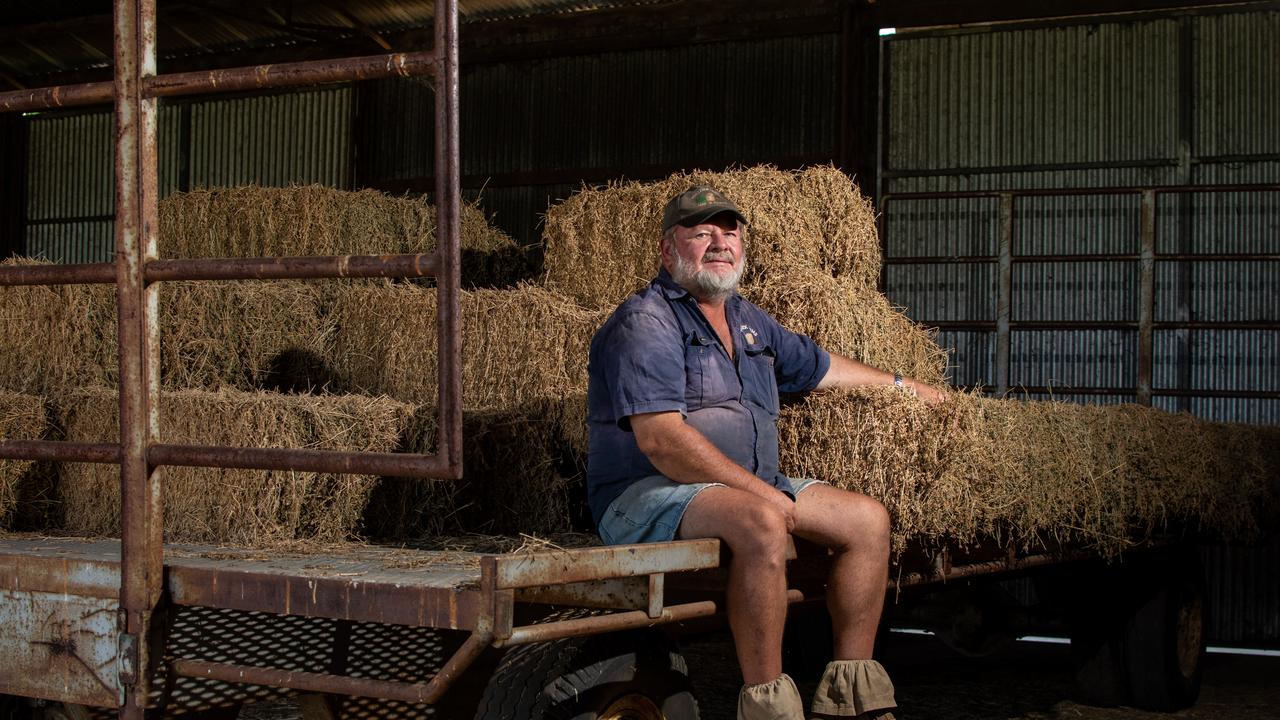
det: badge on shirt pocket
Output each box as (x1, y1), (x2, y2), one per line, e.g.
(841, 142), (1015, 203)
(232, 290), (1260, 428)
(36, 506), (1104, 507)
(740, 324), (760, 347)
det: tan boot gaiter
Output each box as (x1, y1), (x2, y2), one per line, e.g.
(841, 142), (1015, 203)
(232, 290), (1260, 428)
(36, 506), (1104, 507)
(737, 673), (805, 720)
(810, 659), (897, 718)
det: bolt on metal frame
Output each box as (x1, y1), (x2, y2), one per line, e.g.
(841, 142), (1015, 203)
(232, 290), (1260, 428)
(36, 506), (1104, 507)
(0, 0), (462, 714)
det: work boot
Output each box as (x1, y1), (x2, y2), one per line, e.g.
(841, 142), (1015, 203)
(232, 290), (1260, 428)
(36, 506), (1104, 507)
(738, 673), (805, 720)
(809, 659), (897, 719)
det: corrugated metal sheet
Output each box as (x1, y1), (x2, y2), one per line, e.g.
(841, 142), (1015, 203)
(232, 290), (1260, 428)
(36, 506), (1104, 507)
(932, 329), (991, 387)
(884, 197), (998, 257)
(1195, 12), (1280, 158)
(1023, 392), (1135, 405)
(1157, 190), (1280, 255)
(1154, 330), (1278, 392)
(362, 35), (838, 183)
(1201, 535), (1280, 646)
(25, 111), (114, 222)
(887, 166), (1182, 194)
(1012, 261), (1137, 322)
(884, 263), (995, 322)
(1155, 261), (1279, 323)
(1154, 396), (1280, 425)
(1009, 330), (1137, 389)
(189, 87), (352, 189)
(24, 221), (113, 265)
(1014, 195), (1139, 255)
(887, 20), (1179, 173)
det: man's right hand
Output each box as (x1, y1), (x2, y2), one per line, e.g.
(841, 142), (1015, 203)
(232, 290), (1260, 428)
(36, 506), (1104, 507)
(760, 486), (797, 532)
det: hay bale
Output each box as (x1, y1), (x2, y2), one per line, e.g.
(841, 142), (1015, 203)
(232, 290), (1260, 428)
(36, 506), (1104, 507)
(778, 388), (1276, 557)
(328, 282), (608, 408)
(56, 388), (412, 543)
(743, 272), (949, 387)
(0, 259), (115, 394)
(364, 398), (584, 538)
(542, 165), (880, 307)
(159, 185), (528, 287)
(0, 392), (53, 529)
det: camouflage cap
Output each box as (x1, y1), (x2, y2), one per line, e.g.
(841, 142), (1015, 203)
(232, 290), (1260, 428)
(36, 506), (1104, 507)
(661, 185), (748, 234)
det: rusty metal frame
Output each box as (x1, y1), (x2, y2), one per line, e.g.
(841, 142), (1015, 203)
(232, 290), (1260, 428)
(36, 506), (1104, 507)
(881, 183), (1280, 405)
(0, 0), (462, 714)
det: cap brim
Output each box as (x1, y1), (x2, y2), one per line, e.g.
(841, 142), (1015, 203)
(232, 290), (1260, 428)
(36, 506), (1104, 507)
(676, 207), (748, 229)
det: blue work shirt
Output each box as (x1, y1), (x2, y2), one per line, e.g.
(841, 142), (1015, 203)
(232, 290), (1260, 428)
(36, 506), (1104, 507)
(585, 268), (831, 527)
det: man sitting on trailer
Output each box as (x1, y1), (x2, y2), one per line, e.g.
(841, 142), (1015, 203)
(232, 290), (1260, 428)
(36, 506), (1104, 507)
(586, 185), (946, 720)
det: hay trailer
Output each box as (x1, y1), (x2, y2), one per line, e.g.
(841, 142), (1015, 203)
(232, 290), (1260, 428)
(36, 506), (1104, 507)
(0, 1), (1206, 718)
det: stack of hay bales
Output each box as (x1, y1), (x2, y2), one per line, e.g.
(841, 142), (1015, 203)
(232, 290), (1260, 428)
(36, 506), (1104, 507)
(0, 392), (54, 529)
(0, 186), (541, 543)
(538, 164), (1277, 557)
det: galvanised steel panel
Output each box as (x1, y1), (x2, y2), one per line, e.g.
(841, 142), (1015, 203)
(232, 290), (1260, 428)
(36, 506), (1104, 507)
(1154, 396), (1280, 425)
(886, 166), (1182, 194)
(24, 221), (113, 264)
(933, 329), (991, 387)
(189, 87), (352, 190)
(1153, 330), (1278, 392)
(1009, 329), (1137, 390)
(1196, 160), (1280, 185)
(1200, 535), (1280, 646)
(1013, 195), (1139, 256)
(1195, 12), (1280, 159)
(1022, 393), (1135, 405)
(362, 35), (838, 184)
(883, 197), (998, 258)
(1156, 190), (1280, 255)
(26, 111), (114, 222)
(1155, 260), (1280, 323)
(884, 262), (995, 322)
(887, 21), (1179, 173)
(1012, 261), (1138, 323)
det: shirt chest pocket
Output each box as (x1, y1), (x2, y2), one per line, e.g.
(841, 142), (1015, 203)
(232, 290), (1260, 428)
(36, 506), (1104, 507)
(741, 343), (780, 416)
(684, 332), (733, 409)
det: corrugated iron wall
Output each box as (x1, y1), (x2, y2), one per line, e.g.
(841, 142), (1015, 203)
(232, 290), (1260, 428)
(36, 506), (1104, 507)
(358, 35), (839, 246)
(882, 8), (1279, 645)
(23, 87), (352, 262)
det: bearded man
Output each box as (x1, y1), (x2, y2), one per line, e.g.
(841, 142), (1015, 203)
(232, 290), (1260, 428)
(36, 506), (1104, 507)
(586, 185), (945, 720)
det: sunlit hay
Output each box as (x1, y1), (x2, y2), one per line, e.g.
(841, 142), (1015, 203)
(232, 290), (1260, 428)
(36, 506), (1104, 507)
(0, 393), (52, 529)
(742, 271), (949, 388)
(159, 186), (528, 287)
(364, 398), (583, 539)
(542, 165), (881, 307)
(778, 387), (1276, 557)
(328, 282), (609, 408)
(0, 259), (116, 394)
(56, 388), (413, 544)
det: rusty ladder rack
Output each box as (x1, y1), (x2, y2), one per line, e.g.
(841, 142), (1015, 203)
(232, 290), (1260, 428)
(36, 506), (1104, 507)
(0, 1), (462, 716)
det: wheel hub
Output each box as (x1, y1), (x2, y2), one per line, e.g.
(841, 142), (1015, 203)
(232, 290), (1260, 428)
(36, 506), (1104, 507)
(599, 693), (666, 720)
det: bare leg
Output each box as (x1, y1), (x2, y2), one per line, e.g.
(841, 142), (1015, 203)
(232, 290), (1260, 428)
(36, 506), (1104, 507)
(793, 485), (891, 659)
(678, 486), (791, 685)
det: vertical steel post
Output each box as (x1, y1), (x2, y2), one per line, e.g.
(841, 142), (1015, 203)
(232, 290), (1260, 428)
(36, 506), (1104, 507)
(1138, 190), (1156, 406)
(995, 194), (1014, 396)
(434, 0), (463, 477)
(114, 0), (162, 714)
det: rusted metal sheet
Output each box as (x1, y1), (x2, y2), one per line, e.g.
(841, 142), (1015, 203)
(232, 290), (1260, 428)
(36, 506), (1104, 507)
(0, 539), (121, 599)
(167, 562), (484, 630)
(492, 539), (722, 590)
(0, 589), (120, 707)
(514, 576), (652, 611)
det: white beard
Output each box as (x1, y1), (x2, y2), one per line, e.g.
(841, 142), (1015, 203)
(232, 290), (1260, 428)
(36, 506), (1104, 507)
(670, 250), (746, 302)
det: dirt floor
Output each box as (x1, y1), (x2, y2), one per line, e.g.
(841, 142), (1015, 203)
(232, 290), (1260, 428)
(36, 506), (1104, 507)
(682, 630), (1280, 720)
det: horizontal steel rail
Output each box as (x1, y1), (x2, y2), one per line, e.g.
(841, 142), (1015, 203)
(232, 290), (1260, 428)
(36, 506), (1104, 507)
(0, 440), (121, 464)
(924, 320), (1278, 331)
(0, 51), (436, 114)
(145, 253), (438, 282)
(149, 444), (452, 479)
(885, 252), (1280, 264)
(883, 182), (1280, 201)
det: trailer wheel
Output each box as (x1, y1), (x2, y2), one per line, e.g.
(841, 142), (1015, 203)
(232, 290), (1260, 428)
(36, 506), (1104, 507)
(1123, 552), (1205, 712)
(475, 630), (698, 720)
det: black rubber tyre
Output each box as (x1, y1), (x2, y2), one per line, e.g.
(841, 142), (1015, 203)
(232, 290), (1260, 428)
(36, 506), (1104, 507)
(1123, 551), (1205, 712)
(474, 630), (699, 720)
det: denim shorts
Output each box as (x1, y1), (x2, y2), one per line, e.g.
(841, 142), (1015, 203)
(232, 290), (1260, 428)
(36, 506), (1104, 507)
(597, 475), (826, 545)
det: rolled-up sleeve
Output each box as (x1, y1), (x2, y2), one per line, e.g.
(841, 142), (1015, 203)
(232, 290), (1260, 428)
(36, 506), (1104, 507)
(597, 311), (687, 429)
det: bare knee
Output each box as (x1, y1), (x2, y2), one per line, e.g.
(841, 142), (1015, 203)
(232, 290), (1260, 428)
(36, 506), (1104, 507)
(724, 502), (789, 568)
(833, 494), (891, 554)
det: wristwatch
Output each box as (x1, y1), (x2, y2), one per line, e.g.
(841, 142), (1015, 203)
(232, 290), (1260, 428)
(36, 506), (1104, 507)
(893, 373), (904, 387)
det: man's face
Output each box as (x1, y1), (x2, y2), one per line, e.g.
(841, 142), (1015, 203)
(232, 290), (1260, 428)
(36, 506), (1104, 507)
(661, 213), (746, 302)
